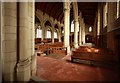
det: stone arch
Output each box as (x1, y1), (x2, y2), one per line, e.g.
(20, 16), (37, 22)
(54, 23), (61, 40)
(43, 17), (54, 28)
(46, 25), (54, 32)
(45, 20), (52, 26)
(71, 2), (79, 48)
(35, 11), (43, 25)
(55, 22), (62, 33)
(54, 24), (59, 30)
(54, 22), (61, 29)
(44, 19), (54, 36)
(35, 15), (41, 29)
(35, 10), (46, 40)
(70, 2), (79, 32)
(44, 20), (54, 32)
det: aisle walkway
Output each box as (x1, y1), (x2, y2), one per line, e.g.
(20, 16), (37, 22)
(36, 55), (120, 81)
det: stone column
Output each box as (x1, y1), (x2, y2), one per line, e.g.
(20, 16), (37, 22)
(2, 2), (17, 81)
(41, 23), (45, 41)
(74, 20), (79, 48)
(78, 13), (82, 46)
(97, 5), (100, 36)
(81, 19), (83, 44)
(83, 22), (86, 44)
(117, 1), (119, 18)
(17, 2), (34, 81)
(64, 2), (70, 54)
(107, 2), (116, 32)
(28, 2), (36, 76)
(81, 18), (85, 44)
(51, 30), (54, 43)
(78, 25), (82, 46)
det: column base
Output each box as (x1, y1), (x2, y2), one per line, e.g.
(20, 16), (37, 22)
(65, 46), (70, 55)
(17, 59), (31, 81)
(74, 43), (78, 49)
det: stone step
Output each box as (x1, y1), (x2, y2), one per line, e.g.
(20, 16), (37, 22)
(29, 76), (49, 83)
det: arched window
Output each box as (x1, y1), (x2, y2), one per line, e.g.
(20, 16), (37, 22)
(54, 30), (58, 39)
(46, 28), (51, 38)
(36, 25), (42, 38)
(89, 26), (92, 32)
(71, 20), (74, 32)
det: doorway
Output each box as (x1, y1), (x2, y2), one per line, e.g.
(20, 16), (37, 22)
(85, 34), (93, 43)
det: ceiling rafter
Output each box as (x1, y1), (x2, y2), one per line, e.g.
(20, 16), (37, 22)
(57, 10), (63, 21)
(43, 2), (49, 15)
(49, 3), (57, 16)
(55, 4), (63, 20)
(49, 2), (60, 18)
(35, 2), (98, 26)
(58, 14), (63, 22)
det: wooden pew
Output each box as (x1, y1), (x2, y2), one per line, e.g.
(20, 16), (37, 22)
(71, 47), (116, 65)
(49, 47), (67, 55)
(71, 51), (92, 62)
(35, 42), (67, 56)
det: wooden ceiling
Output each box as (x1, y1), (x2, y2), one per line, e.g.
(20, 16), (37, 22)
(78, 2), (98, 25)
(35, 2), (98, 26)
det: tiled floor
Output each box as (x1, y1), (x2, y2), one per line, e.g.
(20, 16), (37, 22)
(36, 55), (120, 82)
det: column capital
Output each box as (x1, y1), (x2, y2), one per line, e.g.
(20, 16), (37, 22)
(63, 2), (70, 11)
(64, 8), (70, 12)
(17, 58), (31, 81)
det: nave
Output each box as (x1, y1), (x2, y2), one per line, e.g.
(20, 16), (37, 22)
(1, 1), (120, 82)
(35, 54), (120, 81)
(32, 44), (120, 82)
